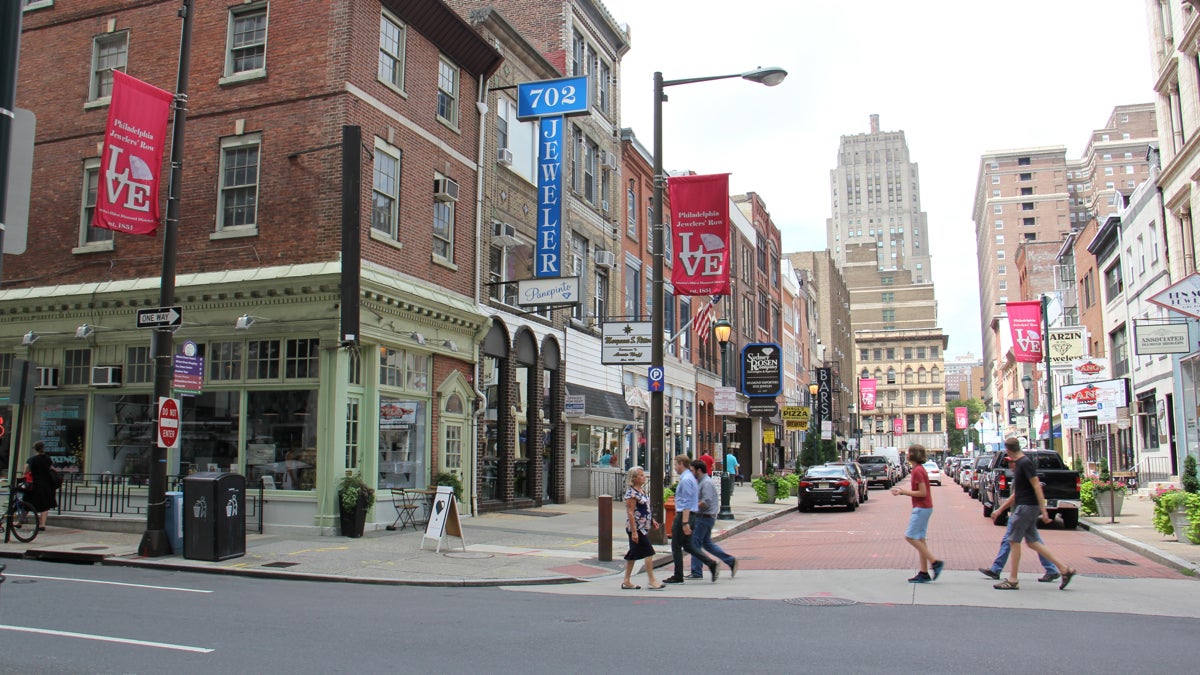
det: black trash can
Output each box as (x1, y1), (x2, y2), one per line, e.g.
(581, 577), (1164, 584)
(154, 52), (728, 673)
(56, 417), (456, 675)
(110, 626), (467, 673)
(183, 472), (246, 561)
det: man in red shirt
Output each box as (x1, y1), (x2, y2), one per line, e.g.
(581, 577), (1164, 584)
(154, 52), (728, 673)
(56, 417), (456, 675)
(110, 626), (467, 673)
(891, 444), (944, 583)
(699, 451), (716, 476)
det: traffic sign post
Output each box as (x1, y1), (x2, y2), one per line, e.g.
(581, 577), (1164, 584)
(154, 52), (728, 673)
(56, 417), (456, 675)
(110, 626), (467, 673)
(648, 366), (665, 392)
(158, 397), (181, 450)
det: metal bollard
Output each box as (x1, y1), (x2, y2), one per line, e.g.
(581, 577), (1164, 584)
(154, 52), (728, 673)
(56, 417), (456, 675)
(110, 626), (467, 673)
(598, 494), (612, 562)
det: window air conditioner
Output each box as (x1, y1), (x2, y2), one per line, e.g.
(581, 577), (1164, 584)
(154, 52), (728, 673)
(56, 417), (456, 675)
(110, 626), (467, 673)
(91, 365), (123, 387)
(497, 147), (513, 166)
(594, 250), (616, 269)
(434, 177), (460, 202)
(36, 367), (59, 389)
(603, 151), (618, 171)
(601, 199), (610, 213)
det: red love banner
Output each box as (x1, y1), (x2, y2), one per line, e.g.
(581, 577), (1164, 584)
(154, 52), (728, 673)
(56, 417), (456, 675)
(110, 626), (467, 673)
(668, 173), (730, 296)
(859, 378), (876, 411)
(1006, 301), (1044, 363)
(955, 406), (968, 430)
(893, 417), (904, 437)
(94, 70), (175, 236)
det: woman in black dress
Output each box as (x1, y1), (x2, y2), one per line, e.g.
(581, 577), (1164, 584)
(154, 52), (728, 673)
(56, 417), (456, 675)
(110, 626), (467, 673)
(23, 441), (58, 531)
(621, 466), (664, 590)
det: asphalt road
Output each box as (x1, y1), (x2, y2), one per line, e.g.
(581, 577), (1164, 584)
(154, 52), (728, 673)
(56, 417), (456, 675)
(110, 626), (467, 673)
(1, 559), (1198, 674)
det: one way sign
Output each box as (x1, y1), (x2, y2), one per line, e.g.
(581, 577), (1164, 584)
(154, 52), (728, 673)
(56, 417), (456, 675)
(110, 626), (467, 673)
(137, 306), (183, 328)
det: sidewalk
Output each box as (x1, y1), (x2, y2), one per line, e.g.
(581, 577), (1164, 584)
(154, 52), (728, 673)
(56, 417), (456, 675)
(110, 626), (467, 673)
(1080, 491), (1200, 576)
(0, 484), (793, 586)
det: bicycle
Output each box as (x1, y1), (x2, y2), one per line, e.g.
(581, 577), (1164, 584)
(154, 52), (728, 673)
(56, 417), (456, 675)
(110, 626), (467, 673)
(3, 479), (38, 544)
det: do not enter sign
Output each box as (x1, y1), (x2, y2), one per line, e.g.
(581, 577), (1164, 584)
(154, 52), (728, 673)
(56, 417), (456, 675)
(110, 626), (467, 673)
(158, 397), (181, 449)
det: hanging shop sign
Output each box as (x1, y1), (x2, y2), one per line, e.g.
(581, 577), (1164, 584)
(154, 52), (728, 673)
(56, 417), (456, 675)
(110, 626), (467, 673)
(1006, 301), (1044, 363)
(816, 367), (833, 421)
(1148, 271), (1200, 319)
(668, 173), (731, 296)
(859, 377), (877, 411)
(516, 276), (580, 307)
(1060, 377), (1128, 416)
(741, 343), (782, 397)
(1070, 357), (1110, 383)
(95, 71), (175, 236)
(1134, 320), (1191, 355)
(601, 321), (653, 365)
(1048, 328), (1085, 368)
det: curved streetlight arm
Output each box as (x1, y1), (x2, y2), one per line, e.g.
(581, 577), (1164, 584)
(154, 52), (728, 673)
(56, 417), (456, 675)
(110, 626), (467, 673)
(662, 67), (788, 90)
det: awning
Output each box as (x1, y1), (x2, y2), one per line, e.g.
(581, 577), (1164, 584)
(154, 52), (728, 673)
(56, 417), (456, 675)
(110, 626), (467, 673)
(565, 384), (637, 427)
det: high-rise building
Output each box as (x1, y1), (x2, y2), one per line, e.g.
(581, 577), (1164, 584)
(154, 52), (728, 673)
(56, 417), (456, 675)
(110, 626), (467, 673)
(827, 114), (933, 283)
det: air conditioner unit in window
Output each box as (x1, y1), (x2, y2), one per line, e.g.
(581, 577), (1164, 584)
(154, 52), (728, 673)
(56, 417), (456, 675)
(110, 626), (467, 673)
(91, 365), (123, 387)
(594, 250), (616, 269)
(36, 367), (59, 390)
(603, 150), (618, 171)
(434, 177), (460, 202)
(497, 147), (513, 166)
(601, 199), (610, 213)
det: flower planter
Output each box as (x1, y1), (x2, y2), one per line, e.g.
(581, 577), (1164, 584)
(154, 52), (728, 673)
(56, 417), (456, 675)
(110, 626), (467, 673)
(664, 497), (675, 539)
(1094, 491), (1124, 518)
(765, 481), (777, 503)
(339, 501), (368, 538)
(1169, 508), (1196, 544)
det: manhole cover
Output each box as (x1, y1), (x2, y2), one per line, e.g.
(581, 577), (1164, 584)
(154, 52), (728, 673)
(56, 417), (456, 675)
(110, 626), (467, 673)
(262, 561), (300, 568)
(1089, 556), (1137, 567)
(443, 551), (494, 559)
(783, 596), (857, 607)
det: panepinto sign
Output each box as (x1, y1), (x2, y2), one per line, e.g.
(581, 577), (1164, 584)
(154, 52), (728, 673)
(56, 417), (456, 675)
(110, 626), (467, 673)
(1006, 301), (1044, 363)
(668, 173), (731, 296)
(94, 71), (174, 236)
(955, 406), (968, 430)
(859, 378), (877, 411)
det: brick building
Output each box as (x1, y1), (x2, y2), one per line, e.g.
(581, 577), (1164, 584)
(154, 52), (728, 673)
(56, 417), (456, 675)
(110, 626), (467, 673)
(5, 0), (500, 533)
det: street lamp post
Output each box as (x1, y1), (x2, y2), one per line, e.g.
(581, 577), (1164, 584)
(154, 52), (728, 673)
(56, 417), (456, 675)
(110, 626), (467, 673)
(1021, 374), (1034, 448)
(808, 382), (819, 463)
(649, 66), (786, 543)
(847, 404), (856, 460)
(714, 318), (734, 520)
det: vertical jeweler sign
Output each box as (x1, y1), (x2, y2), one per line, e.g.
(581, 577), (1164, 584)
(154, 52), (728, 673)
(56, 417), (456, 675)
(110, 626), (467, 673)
(94, 70), (175, 236)
(517, 76), (590, 277)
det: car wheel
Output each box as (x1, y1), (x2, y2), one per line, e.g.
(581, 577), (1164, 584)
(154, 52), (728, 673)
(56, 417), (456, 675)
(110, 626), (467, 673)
(862, 489), (869, 502)
(847, 499), (857, 512)
(969, 488), (978, 499)
(982, 503), (993, 518)
(1061, 511), (1079, 530)
(884, 480), (892, 489)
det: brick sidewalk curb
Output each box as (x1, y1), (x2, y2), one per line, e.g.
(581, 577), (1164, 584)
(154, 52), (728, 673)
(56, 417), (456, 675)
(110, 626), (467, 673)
(99, 556), (589, 588)
(1079, 519), (1200, 577)
(646, 502), (794, 571)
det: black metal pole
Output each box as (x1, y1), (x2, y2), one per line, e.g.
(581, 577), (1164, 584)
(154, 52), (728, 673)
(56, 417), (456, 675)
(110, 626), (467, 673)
(0, 0), (24, 281)
(139, 0), (193, 557)
(718, 340), (733, 519)
(1042, 294), (1053, 451)
(649, 71), (666, 544)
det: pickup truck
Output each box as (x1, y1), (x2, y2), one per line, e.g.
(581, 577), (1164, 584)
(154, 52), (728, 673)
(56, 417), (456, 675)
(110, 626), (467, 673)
(979, 450), (1081, 529)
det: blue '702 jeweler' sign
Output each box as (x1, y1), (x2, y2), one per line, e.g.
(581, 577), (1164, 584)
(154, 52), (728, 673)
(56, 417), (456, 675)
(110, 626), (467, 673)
(517, 76), (589, 120)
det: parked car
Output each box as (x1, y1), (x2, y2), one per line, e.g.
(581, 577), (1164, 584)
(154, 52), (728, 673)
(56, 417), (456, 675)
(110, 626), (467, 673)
(856, 455), (893, 489)
(979, 449), (1081, 529)
(798, 465), (860, 512)
(944, 457), (963, 481)
(828, 461), (870, 503)
(968, 455), (992, 499)
(923, 461), (942, 486)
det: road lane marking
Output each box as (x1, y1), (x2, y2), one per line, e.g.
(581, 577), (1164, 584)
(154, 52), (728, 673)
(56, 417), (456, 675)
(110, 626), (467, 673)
(5, 573), (213, 594)
(0, 625), (214, 653)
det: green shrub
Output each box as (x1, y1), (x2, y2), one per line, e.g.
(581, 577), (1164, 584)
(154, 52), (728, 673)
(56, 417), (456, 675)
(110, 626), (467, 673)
(1153, 489), (1200, 543)
(433, 471), (464, 502)
(1183, 455), (1199, 494)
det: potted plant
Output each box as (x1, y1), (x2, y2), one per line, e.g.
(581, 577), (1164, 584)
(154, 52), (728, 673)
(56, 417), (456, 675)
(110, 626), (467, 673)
(337, 472), (375, 538)
(1152, 487), (1200, 544)
(433, 471), (464, 502)
(663, 482), (677, 538)
(751, 472), (788, 504)
(1088, 479), (1128, 518)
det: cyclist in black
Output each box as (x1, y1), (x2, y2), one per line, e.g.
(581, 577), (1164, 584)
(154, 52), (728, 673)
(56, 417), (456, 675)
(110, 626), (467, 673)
(23, 441), (58, 532)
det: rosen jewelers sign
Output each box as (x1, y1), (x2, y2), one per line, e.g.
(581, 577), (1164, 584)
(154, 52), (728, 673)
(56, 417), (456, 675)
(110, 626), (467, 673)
(741, 343), (782, 397)
(601, 321), (653, 365)
(1134, 321), (1190, 355)
(1149, 271), (1200, 319)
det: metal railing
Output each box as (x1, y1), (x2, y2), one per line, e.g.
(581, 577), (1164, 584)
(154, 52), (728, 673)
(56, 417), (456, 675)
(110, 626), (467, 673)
(1132, 455), (1173, 485)
(47, 473), (265, 534)
(588, 467), (627, 500)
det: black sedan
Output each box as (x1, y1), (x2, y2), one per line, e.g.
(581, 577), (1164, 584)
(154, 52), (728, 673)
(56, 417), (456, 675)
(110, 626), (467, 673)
(798, 465), (860, 512)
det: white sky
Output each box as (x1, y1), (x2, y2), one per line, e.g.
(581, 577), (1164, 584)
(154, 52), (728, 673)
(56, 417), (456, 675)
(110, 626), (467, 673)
(601, 0), (1155, 359)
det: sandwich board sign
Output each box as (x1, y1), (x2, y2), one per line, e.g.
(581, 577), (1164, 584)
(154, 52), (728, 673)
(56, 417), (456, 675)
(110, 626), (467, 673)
(421, 485), (465, 553)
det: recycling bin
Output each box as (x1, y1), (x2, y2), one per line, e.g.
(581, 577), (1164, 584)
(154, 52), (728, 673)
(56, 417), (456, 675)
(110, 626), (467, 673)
(164, 491), (183, 555)
(183, 472), (246, 561)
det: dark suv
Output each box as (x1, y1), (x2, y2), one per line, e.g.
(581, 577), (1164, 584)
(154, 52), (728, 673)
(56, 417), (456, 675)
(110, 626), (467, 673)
(856, 455), (893, 488)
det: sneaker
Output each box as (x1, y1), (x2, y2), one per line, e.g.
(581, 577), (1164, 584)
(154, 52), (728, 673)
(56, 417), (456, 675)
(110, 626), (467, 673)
(930, 560), (944, 581)
(686, 573), (704, 579)
(729, 558), (739, 579)
(908, 571), (932, 583)
(978, 567), (1000, 580)
(709, 562), (720, 583)
(661, 576), (685, 584)
(1038, 572), (1061, 583)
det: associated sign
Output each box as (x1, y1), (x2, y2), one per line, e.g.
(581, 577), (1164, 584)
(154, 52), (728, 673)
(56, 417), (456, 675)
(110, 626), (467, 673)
(516, 276), (580, 307)
(1134, 321), (1190, 355)
(137, 306), (182, 328)
(601, 321), (653, 365)
(741, 343), (782, 396)
(158, 397), (180, 449)
(1148, 271), (1200, 318)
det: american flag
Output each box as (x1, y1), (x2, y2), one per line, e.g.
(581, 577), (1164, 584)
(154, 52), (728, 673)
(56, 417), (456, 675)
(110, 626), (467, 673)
(693, 296), (719, 344)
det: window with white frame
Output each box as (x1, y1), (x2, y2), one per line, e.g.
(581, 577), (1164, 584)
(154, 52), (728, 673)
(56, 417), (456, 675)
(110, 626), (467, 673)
(993, 204), (1002, 214)
(225, 4), (267, 77)
(594, 268), (609, 322)
(345, 398), (361, 470)
(596, 59), (611, 114)
(998, 265), (1006, 275)
(79, 158), (113, 246)
(626, 187), (637, 238)
(583, 139), (597, 203)
(496, 97), (536, 182)
(125, 346), (153, 384)
(571, 234), (587, 320)
(437, 57), (459, 127)
(378, 11), (406, 91)
(372, 140), (401, 238)
(89, 31), (128, 101)
(433, 176), (455, 262)
(63, 349), (92, 385)
(217, 134), (261, 232)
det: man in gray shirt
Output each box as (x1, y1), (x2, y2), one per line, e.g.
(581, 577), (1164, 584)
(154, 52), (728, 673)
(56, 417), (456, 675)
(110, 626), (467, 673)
(689, 460), (738, 579)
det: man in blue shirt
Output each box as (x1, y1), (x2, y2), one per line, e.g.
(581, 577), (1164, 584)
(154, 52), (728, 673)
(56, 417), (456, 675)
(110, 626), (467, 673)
(726, 451), (741, 487)
(664, 455), (718, 583)
(689, 459), (737, 579)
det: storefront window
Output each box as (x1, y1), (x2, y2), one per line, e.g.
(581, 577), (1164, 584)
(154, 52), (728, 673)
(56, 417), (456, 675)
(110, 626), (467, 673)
(33, 395), (87, 475)
(246, 390), (317, 489)
(91, 394), (153, 477)
(378, 398), (427, 490)
(182, 391), (241, 477)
